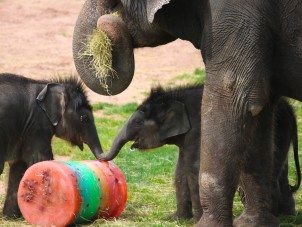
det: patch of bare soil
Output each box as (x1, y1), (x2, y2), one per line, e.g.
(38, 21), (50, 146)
(0, 0), (204, 105)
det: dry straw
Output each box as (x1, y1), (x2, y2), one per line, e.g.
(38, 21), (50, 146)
(78, 12), (122, 94)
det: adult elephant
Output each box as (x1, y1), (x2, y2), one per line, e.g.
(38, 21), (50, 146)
(73, 1), (302, 226)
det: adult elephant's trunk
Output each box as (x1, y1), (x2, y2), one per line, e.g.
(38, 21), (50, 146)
(100, 123), (129, 161)
(73, 0), (134, 95)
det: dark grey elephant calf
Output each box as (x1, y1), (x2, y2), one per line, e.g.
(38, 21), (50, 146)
(0, 73), (103, 217)
(101, 84), (301, 221)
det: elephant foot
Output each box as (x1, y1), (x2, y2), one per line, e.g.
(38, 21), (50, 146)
(234, 210), (278, 227)
(193, 210), (203, 223)
(168, 210), (193, 220)
(195, 214), (232, 227)
(3, 205), (22, 219)
(278, 195), (296, 216)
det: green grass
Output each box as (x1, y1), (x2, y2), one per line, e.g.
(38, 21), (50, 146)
(1, 69), (302, 226)
(93, 102), (138, 116)
(170, 68), (206, 85)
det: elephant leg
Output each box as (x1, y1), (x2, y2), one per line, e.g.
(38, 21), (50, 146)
(197, 91), (278, 226)
(3, 161), (27, 218)
(270, 158), (295, 216)
(188, 170), (202, 222)
(238, 179), (280, 216)
(277, 162), (296, 216)
(197, 5), (279, 225)
(271, 101), (296, 216)
(185, 146), (202, 222)
(197, 88), (242, 227)
(234, 103), (278, 227)
(172, 152), (193, 219)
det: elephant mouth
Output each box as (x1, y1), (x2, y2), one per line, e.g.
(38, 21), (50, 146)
(69, 141), (84, 151)
(73, 141), (84, 151)
(130, 141), (147, 151)
(130, 141), (151, 151)
(130, 141), (139, 150)
(77, 143), (84, 151)
(71, 137), (84, 151)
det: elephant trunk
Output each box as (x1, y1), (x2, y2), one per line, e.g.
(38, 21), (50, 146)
(73, 0), (134, 95)
(84, 124), (104, 160)
(100, 123), (129, 161)
(88, 141), (104, 160)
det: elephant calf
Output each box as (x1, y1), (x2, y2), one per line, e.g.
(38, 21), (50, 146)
(0, 73), (103, 217)
(101, 84), (300, 221)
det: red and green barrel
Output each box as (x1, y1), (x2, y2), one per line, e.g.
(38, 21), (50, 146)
(17, 160), (127, 227)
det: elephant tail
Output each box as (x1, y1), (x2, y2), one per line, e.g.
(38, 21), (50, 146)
(290, 111), (301, 193)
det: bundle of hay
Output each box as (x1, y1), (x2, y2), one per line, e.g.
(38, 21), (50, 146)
(79, 29), (115, 92)
(78, 13), (122, 93)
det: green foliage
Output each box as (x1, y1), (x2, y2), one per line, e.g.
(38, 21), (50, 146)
(1, 69), (302, 226)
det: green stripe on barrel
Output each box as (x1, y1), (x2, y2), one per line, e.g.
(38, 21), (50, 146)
(63, 161), (101, 223)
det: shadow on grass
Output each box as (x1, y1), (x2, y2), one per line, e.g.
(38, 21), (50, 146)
(279, 211), (302, 226)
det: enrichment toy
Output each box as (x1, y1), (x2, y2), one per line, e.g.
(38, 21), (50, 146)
(17, 160), (127, 227)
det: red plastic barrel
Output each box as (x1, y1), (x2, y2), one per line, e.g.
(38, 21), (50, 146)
(17, 160), (127, 227)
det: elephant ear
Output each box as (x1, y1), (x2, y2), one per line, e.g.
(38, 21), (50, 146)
(159, 100), (191, 141)
(36, 84), (66, 126)
(147, 0), (172, 23)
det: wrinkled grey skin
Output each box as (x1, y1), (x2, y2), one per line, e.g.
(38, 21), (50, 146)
(0, 73), (103, 218)
(73, 1), (302, 226)
(100, 85), (301, 221)
(239, 97), (301, 217)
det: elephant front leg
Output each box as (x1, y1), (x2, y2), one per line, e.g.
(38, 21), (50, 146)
(172, 152), (193, 220)
(197, 86), (277, 226)
(3, 161), (27, 218)
(188, 171), (202, 222)
(234, 102), (278, 227)
(197, 86), (243, 227)
(186, 149), (202, 221)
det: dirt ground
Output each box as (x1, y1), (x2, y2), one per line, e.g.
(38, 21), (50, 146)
(0, 0), (204, 105)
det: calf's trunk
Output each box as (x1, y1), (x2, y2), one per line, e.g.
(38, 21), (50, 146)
(100, 122), (129, 161)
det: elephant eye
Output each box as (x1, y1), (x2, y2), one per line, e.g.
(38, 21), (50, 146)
(134, 119), (143, 127)
(80, 114), (88, 123)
